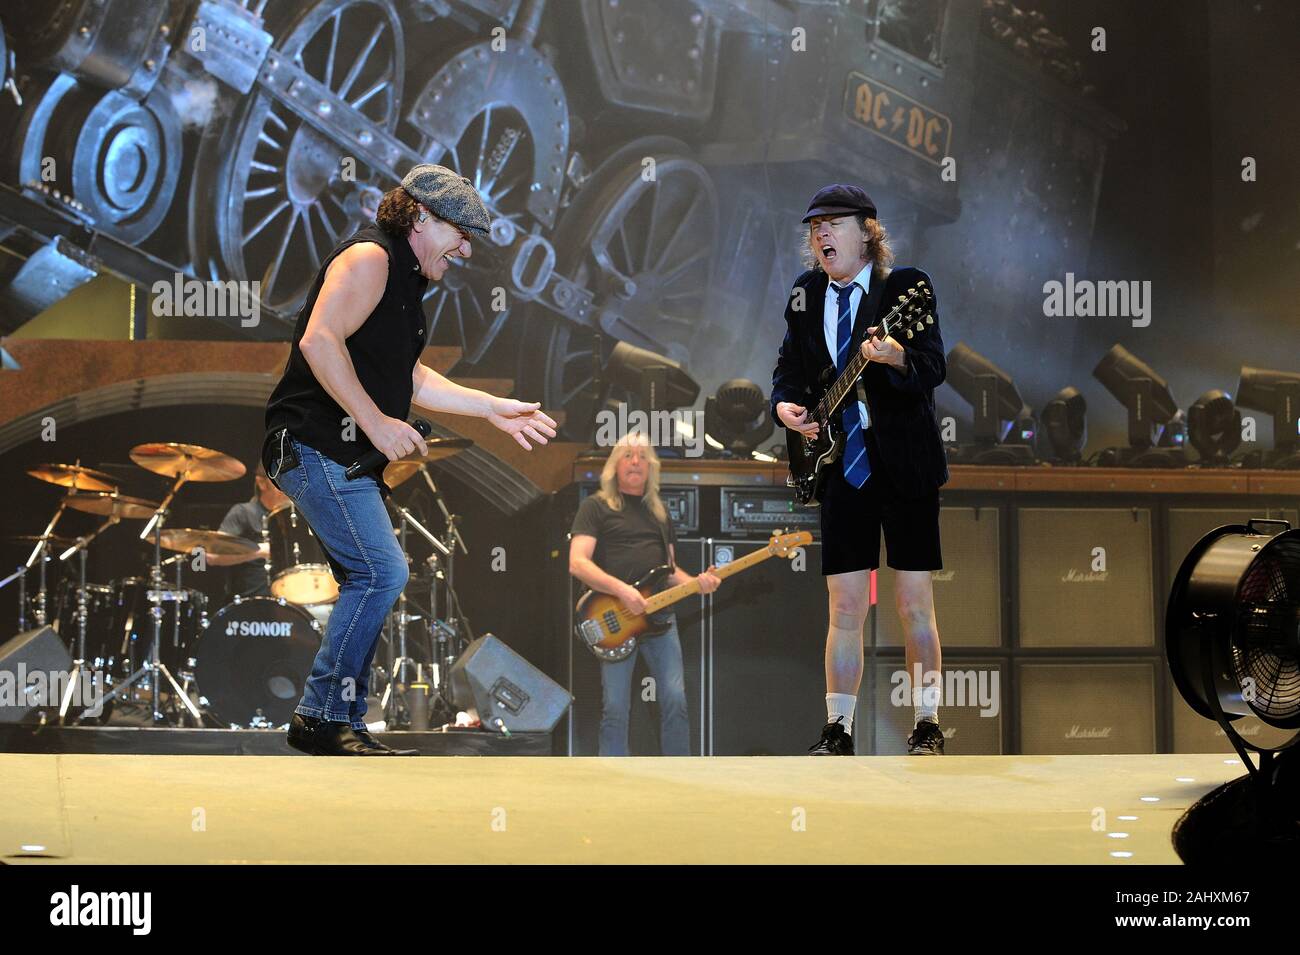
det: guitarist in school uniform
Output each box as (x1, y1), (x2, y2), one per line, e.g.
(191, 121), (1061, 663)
(770, 184), (949, 756)
(569, 433), (723, 756)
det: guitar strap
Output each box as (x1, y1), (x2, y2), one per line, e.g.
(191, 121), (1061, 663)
(656, 507), (673, 571)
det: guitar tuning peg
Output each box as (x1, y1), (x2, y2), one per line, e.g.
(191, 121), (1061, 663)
(917, 280), (927, 287)
(906, 329), (914, 339)
(915, 322), (924, 332)
(926, 315), (934, 324)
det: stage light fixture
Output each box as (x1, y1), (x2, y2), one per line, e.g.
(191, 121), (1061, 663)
(1041, 386), (1087, 464)
(1186, 390), (1241, 466)
(603, 341), (700, 412)
(704, 379), (774, 456)
(944, 342), (1036, 464)
(1091, 344), (1185, 467)
(1236, 365), (1300, 469)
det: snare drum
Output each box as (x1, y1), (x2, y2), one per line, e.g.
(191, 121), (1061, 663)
(264, 503), (339, 606)
(193, 597), (322, 727)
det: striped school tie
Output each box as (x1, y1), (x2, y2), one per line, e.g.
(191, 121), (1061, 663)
(833, 282), (871, 489)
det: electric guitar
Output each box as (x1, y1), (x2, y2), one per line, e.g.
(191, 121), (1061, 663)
(574, 530), (812, 661)
(784, 281), (935, 505)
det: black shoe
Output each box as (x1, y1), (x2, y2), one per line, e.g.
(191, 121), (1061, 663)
(353, 727), (419, 756)
(907, 719), (945, 755)
(808, 716), (855, 756)
(287, 713), (392, 756)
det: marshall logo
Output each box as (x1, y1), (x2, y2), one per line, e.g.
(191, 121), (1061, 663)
(1065, 724), (1113, 739)
(1061, 569), (1108, 582)
(226, 620), (294, 637)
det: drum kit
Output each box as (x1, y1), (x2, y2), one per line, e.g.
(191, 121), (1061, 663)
(2, 435), (477, 731)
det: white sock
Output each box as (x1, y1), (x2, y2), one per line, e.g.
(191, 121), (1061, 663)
(826, 693), (857, 736)
(912, 684), (939, 726)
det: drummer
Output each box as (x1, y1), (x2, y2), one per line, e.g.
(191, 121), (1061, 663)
(207, 461), (287, 599)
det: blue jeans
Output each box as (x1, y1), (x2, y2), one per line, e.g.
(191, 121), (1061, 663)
(599, 614), (690, 756)
(268, 434), (407, 727)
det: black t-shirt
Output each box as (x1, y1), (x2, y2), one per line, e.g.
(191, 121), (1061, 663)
(571, 492), (676, 586)
(218, 494), (269, 598)
(264, 224), (430, 497)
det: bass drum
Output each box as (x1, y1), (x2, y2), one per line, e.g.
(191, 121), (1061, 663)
(193, 597), (322, 728)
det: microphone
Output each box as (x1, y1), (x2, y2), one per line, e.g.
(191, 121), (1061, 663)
(345, 417), (432, 480)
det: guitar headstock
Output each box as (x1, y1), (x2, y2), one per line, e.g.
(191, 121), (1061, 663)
(769, 529), (814, 556)
(889, 281), (935, 341)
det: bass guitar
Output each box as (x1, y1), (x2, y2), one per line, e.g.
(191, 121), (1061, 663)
(574, 530), (812, 661)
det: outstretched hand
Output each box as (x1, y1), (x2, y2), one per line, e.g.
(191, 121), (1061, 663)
(487, 398), (558, 450)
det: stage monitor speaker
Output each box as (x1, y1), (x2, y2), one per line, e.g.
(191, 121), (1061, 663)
(1017, 661), (1158, 754)
(707, 540), (852, 755)
(451, 634), (572, 733)
(1018, 507), (1154, 647)
(1166, 507), (1297, 587)
(1169, 691), (1293, 754)
(0, 626), (73, 724)
(878, 506), (1003, 647)
(872, 655), (1006, 754)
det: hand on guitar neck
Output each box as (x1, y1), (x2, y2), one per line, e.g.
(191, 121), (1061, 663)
(615, 565), (721, 615)
(861, 325), (908, 369)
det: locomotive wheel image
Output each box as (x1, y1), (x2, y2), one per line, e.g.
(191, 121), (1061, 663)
(405, 40), (569, 366)
(188, 0), (406, 312)
(517, 136), (718, 441)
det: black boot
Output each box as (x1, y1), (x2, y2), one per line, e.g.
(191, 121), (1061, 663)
(287, 713), (394, 756)
(353, 727), (419, 756)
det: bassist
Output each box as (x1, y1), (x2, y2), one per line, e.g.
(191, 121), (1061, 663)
(770, 184), (949, 756)
(569, 434), (722, 756)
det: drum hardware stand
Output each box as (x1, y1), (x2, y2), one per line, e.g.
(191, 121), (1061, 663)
(0, 562), (30, 632)
(100, 476), (202, 725)
(50, 510), (130, 724)
(55, 541), (102, 724)
(419, 468), (474, 709)
(382, 498), (450, 728)
(26, 535), (50, 628)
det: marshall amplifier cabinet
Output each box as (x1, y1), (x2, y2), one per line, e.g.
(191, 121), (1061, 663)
(1016, 661), (1159, 754)
(1018, 507), (1155, 648)
(706, 538), (834, 755)
(877, 506), (1002, 648)
(872, 655), (1006, 755)
(1169, 690), (1294, 754)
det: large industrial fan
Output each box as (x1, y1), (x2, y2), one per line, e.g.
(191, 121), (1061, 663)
(1165, 519), (1300, 860)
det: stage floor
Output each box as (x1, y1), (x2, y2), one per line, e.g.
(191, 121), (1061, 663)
(0, 753), (1243, 864)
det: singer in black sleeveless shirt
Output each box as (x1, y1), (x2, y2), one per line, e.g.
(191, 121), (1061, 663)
(262, 166), (556, 757)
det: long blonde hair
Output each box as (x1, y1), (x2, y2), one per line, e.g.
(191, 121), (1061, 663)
(596, 432), (668, 524)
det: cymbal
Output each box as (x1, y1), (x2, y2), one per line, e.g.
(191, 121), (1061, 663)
(383, 438), (473, 488)
(26, 463), (118, 492)
(7, 533), (77, 546)
(130, 442), (246, 482)
(65, 491), (159, 520)
(159, 528), (260, 557)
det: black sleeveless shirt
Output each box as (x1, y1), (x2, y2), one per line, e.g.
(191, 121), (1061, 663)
(264, 225), (429, 496)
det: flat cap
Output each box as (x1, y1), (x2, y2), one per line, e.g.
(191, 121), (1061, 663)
(802, 183), (877, 223)
(400, 163), (491, 236)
